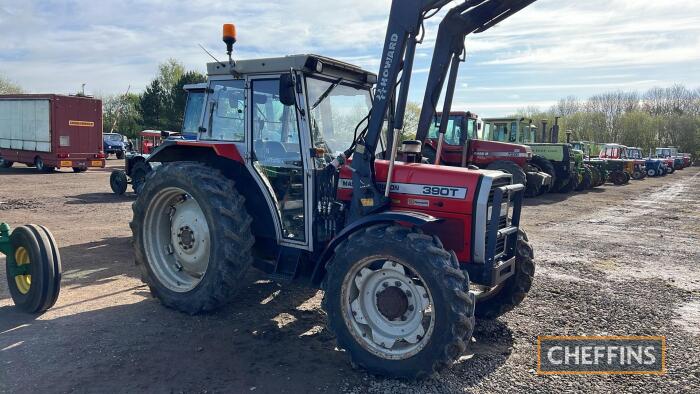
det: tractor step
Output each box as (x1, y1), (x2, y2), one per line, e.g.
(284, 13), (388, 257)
(270, 247), (302, 281)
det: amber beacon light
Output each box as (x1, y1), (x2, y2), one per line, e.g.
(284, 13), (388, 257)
(223, 23), (237, 55)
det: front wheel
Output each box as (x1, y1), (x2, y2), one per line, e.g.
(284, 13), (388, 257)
(131, 162), (254, 314)
(110, 170), (128, 195)
(323, 225), (475, 379)
(474, 229), (535, 319)
(116, 151), (125, 160)
(0, 158), (13, 168)
(647, 168), (657, 177)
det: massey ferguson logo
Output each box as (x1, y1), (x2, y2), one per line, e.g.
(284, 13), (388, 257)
(376, 33), (399, 101)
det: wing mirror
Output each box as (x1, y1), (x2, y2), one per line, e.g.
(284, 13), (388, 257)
(279, 74), (296, 107)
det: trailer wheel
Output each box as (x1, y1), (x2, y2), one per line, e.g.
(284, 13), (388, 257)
(323, 225), (475, 379)
(132, 162), (254, 315)
(34, 157), (54, 173)
(110, 170), (128, 195)
(131, 161), (150, 195)
(0, 159), (13, 168)
(474, 229), (534, 319)
(6, 225), (62, 313)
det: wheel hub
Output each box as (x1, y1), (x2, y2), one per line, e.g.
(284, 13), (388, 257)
(376, 286), (409, 321)
(178, 226), (195, 250)
(143, 187), (211, 292)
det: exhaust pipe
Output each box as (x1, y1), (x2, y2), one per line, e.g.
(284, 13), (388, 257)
(551, 117), (560, 143)
(541, 120), (548, 143)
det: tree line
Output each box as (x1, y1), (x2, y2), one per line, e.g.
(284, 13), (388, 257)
(102, 59), (206, 139)
(516, 84), (700, 157)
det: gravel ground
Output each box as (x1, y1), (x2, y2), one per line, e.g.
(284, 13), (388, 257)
(1, 161), (699, 393)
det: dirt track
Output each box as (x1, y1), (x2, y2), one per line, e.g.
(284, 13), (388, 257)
(1, 161), (699, 393)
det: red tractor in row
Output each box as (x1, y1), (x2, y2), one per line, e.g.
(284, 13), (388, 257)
(131, 0), (537, 379)
(422, 111), (552, 196)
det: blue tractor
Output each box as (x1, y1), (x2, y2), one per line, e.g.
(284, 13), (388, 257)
(626, 147), (666, 177)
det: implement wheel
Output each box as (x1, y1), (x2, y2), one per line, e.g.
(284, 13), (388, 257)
(6, 225), (62, 313)
(323, 224), (475, 379)
(474, 229), (534, 319)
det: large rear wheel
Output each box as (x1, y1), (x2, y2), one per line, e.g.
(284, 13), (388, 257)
(474, 229), (534, 319)
(530, 156), (556, 193)
(323, 225), (475, 379)
(131, 162), (254, 314)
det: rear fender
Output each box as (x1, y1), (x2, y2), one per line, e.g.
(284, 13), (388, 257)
(146, 140), (277, 240)
(310, 211), (440, 286)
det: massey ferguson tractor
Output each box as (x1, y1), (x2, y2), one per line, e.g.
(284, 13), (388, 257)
(421, 111), (552, 196)
(131, 0), (537, 379)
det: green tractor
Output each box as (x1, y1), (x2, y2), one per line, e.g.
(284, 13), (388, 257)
(571, 141), (608, 187)
(481, 117), (581, 193)
(0, 222), (62, 313)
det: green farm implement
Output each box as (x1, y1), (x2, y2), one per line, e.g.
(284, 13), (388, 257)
(0, 222), (62, 313)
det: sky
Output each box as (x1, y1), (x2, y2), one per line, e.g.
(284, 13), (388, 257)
(1, 0), (699, 117)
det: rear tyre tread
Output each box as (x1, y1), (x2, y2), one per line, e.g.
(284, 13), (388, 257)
(131, 161), (254, 315)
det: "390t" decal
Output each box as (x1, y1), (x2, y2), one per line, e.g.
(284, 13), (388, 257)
(339, 179), (467, 200)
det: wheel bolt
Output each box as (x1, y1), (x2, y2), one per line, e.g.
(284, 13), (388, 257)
(395, 281), (402, 287)
(400, 315), (407, 321)
(408, 305), (414, 312)
(382, 282), (389, 288)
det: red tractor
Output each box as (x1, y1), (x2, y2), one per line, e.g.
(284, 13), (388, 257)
(421, 111), (552, 196)
(132, 0), (536, 379)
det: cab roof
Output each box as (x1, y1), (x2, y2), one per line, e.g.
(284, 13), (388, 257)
(207, 54), (377, 86)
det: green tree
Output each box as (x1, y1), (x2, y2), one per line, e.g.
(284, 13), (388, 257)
(0, 74), (23, 94)
(157, 59), (186, 95)
(140, 79), (166, 129)
(104, 93), (143, 138)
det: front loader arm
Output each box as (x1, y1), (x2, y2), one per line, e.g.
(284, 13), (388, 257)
(347, 0), (450, 221)
(415, 0), (537, 144)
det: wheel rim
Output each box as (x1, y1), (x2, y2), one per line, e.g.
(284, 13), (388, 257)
(14, 247), (32, 295)
(341, 258), (435, 360)
(36, 159), (43, 171)
(143, 187), (211, 292)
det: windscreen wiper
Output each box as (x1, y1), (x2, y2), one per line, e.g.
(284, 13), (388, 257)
(310, 78), (343, 110)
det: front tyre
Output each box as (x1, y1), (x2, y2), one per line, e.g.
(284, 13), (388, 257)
(110, 170), (128, 195)
(131, 162), (254, 315)
(323, 225), (475, 379)
(474, 229), (534, 319)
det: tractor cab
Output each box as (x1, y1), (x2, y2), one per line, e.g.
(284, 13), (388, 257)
(482, 117), (581, 193)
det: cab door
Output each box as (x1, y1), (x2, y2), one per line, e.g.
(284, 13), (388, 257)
(247, 75), (312, 249)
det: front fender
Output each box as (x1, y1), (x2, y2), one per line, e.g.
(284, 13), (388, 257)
(310, 211), (440, 286)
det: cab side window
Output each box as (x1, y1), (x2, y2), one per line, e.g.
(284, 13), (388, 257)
(208, 80), (245, 142)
